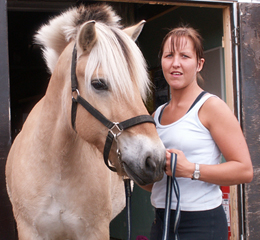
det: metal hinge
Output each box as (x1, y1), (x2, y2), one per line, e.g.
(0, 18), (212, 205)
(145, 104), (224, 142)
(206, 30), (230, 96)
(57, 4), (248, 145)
(232, 26), (240, 45)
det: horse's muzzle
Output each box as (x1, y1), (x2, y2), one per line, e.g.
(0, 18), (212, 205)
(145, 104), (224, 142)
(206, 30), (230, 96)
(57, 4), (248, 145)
(122, 156), (166, 186)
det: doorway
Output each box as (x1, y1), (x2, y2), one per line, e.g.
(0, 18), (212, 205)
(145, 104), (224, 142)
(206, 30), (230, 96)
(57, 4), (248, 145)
(6, 1), (236, 239)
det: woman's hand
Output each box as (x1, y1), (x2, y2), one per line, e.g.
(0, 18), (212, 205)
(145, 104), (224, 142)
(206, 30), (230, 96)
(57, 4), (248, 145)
(165, 149), (194, 178)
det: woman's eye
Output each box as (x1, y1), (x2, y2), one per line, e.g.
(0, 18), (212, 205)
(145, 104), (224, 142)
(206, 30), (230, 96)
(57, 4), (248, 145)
(182, 54), (189, 58)
(165, 53), (173, 58)
(91, 79), (108, 91)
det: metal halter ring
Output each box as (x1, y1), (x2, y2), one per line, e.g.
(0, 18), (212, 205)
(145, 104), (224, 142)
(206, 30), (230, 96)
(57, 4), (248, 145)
(109, 122), (123, 141)
(72, 89), (80, 100)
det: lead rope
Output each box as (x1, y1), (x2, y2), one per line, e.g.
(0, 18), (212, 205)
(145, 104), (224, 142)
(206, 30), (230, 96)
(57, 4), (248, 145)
(124, 153), (180, 240)
(162, 152), (180, 240)
(124, 178), (132, 240)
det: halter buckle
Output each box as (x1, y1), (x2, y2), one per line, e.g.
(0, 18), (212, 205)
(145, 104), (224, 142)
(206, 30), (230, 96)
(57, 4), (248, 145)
(109, 122), (123, 141)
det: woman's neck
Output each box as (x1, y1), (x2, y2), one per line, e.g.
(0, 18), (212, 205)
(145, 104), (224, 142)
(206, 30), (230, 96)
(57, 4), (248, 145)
(169, 82), (203, 107)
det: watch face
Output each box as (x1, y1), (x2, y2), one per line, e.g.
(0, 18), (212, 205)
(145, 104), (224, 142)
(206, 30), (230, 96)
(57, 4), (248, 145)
(194, 172), (200, 179)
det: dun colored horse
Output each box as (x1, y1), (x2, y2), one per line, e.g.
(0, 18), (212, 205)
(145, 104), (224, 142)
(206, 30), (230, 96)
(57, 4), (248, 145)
(6, 4), (165, 239)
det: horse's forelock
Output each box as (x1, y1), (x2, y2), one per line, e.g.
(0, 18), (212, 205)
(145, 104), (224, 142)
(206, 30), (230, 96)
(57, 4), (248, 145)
(114, 27), (151, 102)
(84, 23), (150, 102)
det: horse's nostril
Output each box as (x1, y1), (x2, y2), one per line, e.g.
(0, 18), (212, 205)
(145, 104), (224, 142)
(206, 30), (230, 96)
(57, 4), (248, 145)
(145, 156), (156, 171)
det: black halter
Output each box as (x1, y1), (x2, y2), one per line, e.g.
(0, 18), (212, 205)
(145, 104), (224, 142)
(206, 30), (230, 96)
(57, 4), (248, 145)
(70, 45), (155, 172)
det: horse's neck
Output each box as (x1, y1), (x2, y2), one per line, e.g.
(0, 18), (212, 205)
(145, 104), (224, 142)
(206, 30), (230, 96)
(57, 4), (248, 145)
(29, 43), (100, 165)
(31, 50), (78, 156)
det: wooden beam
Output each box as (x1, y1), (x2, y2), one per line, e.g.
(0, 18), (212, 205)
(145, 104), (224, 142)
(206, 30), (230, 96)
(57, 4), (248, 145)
(7, 0), (230, 12)
(223, 6), (240, 240)
(0, 1), (17, 239)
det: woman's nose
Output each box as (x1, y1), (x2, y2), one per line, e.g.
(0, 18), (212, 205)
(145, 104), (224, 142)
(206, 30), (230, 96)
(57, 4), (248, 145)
(171, 56), (180, 68)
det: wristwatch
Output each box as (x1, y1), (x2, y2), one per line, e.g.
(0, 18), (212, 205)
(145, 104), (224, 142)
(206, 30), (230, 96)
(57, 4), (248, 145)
(192, 163), (200, 180)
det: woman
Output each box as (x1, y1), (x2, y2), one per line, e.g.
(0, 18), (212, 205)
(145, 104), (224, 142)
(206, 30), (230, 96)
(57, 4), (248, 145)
(145, 26), (253, 240)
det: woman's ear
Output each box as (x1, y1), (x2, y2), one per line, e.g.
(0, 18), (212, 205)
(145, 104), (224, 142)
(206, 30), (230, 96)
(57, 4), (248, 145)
(197, 58), (205, 72)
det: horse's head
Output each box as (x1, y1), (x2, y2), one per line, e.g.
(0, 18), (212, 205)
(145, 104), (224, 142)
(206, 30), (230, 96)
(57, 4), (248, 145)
(35, 5), (166, 186)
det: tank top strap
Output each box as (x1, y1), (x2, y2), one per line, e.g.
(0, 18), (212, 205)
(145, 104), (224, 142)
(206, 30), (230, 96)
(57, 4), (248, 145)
(189, 93), (218, 114)
(187, 91), (207, 113)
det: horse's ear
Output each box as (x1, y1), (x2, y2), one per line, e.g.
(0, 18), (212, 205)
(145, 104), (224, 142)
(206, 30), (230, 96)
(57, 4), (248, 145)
(77, 20), (97, 55)
(123, 20), (146, 41)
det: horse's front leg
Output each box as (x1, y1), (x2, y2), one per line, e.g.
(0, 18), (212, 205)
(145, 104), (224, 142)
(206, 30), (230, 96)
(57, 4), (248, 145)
(16, 218), (41, 240)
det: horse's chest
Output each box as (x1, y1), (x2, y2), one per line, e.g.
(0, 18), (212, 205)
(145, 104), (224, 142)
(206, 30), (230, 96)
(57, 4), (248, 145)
(31, 180), (111, 239)
(34, 194), (88, 238)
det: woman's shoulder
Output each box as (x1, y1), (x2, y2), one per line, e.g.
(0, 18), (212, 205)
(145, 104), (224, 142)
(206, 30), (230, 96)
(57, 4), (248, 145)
(202, 94), (230, 112)
(199, 94), (235, 129)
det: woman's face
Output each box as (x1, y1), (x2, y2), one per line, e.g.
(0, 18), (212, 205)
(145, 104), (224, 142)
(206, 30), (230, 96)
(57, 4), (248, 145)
(161, 36), (204, 90)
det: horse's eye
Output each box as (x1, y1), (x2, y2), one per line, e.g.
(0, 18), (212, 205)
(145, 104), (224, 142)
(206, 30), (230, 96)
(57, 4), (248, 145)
(91, 79), (108, 91)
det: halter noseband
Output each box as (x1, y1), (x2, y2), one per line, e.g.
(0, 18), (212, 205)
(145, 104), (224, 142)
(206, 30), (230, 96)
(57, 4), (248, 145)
(70, 45), (155, 172)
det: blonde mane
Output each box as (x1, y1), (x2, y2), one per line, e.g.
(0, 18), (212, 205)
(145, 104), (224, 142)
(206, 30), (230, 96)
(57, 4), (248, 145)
(35, 4), (151, 101)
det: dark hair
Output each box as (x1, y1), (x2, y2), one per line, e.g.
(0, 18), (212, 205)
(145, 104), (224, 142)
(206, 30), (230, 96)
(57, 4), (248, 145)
(159, 25), (204, 62)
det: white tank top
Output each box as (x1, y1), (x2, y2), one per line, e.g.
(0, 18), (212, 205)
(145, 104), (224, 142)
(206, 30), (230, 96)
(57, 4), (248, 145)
(151, 94), (222, 211)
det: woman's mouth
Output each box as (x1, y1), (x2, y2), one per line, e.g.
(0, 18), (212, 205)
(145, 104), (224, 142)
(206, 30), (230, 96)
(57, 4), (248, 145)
(171, 71), (182, 76)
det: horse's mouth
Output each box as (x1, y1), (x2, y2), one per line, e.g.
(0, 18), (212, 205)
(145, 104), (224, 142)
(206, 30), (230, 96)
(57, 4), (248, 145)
(122, 162), (151, 186)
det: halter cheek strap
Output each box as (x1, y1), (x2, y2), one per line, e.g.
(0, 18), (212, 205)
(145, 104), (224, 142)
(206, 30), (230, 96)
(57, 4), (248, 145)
(70, 44), (155, 172)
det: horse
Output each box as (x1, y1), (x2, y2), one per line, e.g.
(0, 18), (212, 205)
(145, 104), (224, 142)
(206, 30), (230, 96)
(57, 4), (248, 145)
(5, 4), (166, 240)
